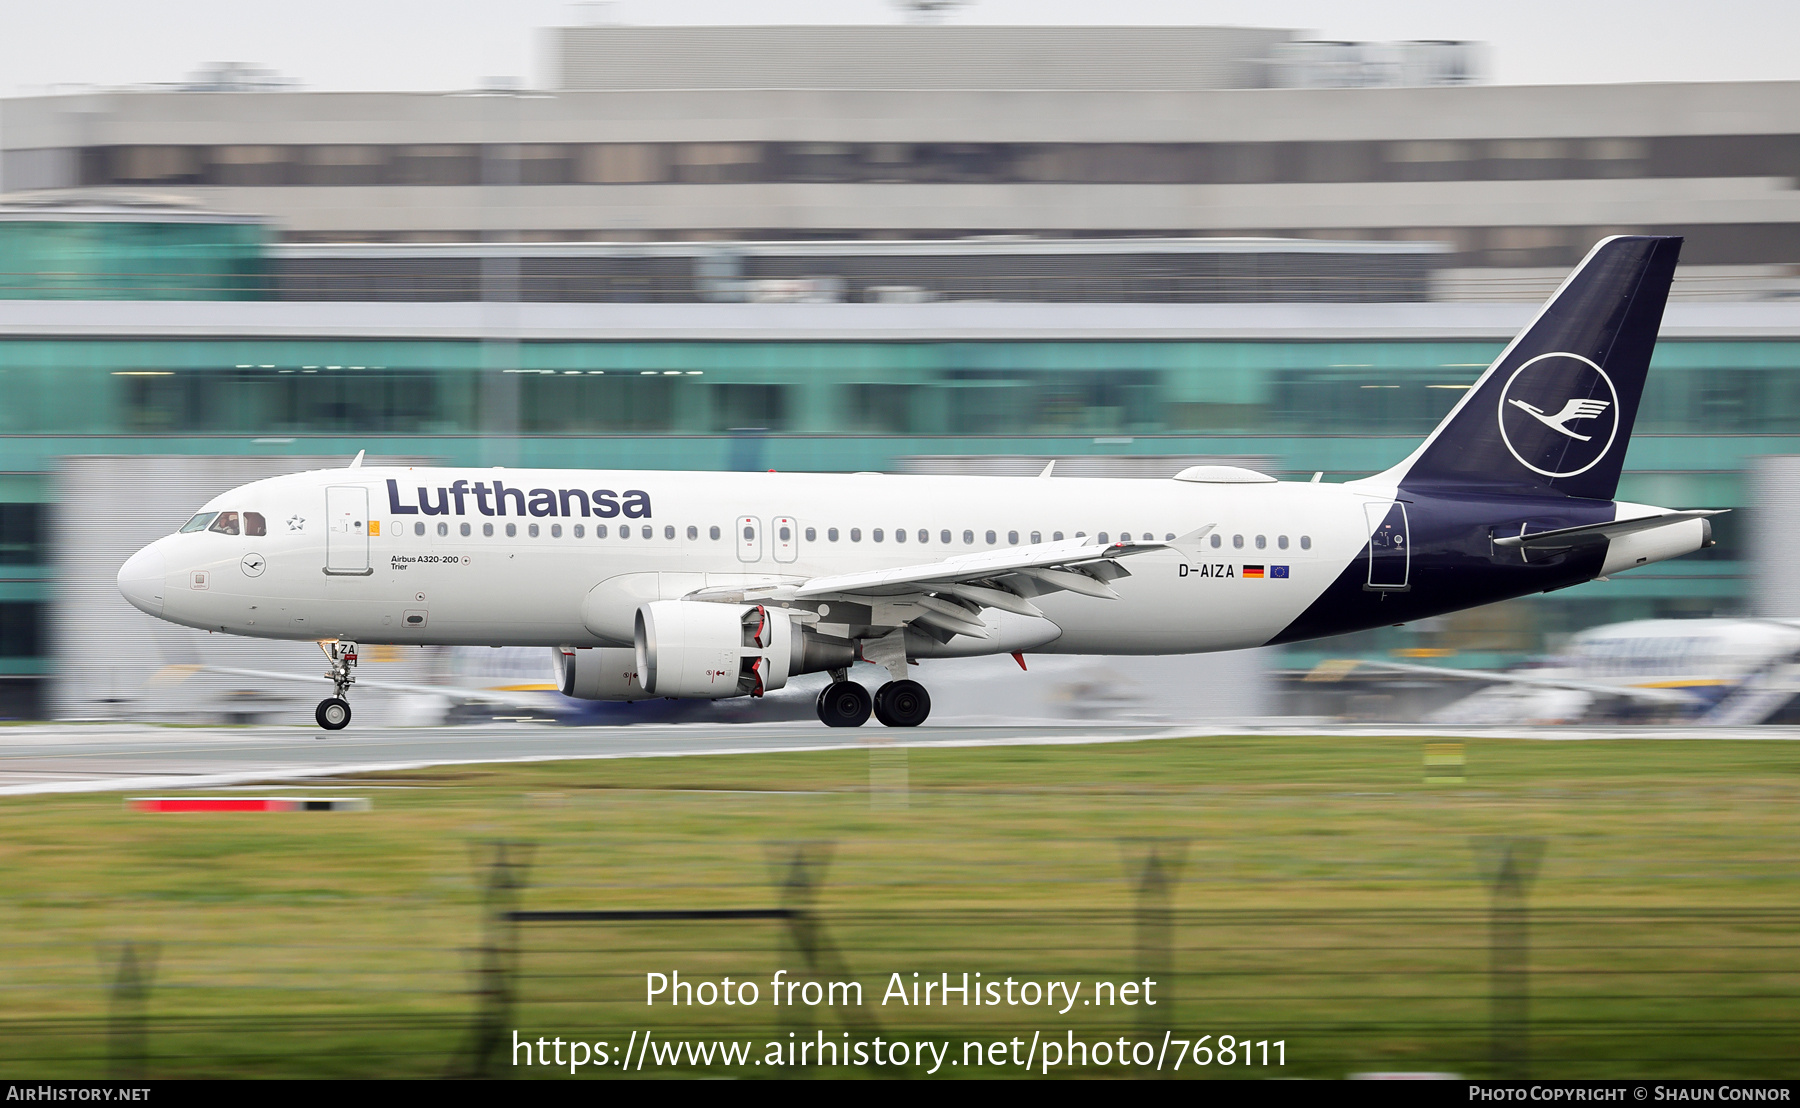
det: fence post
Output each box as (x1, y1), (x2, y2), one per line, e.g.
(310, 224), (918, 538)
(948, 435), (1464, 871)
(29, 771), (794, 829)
(1122, 838), (1188, 1048)
(100, 941), (158, 1080)
(1473, 836), (1545, 1079)
(457, 840), (534, 1078)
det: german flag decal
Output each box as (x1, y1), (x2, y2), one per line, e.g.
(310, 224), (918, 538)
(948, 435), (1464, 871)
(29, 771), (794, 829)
(1242, 565), (1265, 578)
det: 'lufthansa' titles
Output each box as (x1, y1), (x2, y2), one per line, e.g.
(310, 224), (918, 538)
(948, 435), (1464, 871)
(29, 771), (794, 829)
(387, 479), (651, 519)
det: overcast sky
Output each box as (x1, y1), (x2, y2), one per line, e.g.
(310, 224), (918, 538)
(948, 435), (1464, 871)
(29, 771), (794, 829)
(5, 0), (1799, 96)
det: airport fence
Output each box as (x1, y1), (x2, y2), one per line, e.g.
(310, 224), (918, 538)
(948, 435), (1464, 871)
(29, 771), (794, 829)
(0, 838), (1797, 1079)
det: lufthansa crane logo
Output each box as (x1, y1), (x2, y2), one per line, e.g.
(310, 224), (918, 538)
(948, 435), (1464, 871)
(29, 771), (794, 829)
(1496, 352), (1620, 479)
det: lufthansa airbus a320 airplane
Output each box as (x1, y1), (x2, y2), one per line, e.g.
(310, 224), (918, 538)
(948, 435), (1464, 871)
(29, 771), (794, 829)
(118, 236), (1719, 732)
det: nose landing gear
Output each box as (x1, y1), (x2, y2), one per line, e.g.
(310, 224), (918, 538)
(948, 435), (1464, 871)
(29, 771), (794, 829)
(315, 640), (358, 733)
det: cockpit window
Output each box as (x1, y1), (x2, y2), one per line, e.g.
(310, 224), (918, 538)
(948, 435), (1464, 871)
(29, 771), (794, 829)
(179, 512), (218, 533)
(244, 512), (267, 537)
(208, 511), (241, 536)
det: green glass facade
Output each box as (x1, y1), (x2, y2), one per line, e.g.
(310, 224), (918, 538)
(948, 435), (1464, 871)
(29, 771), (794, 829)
(0, 219), (270, 300)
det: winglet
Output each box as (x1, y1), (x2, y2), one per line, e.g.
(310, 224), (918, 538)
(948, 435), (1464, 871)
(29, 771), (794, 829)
(349, 450), (365, 469)
(1165, 524), (1217, 560)
(1038, 460), (1056, 478)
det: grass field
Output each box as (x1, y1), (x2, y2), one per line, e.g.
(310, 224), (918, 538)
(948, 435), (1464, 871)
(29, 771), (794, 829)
(0, 732), (1797, 1078)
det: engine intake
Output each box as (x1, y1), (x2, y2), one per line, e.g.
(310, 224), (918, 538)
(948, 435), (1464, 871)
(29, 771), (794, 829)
(553, 646), (651, 701)
(634, 601), (798, 699)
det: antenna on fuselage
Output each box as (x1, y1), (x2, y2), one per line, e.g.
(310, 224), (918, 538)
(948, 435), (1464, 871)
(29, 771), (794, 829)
(348, 450), (365, 469)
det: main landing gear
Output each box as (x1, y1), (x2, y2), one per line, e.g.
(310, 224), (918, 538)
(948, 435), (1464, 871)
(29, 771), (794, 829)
(315, 640), (358, 733)
(814, 673), (931, 728)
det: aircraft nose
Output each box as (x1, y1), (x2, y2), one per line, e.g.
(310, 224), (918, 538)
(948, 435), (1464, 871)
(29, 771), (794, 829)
(117, 543), (167, 617)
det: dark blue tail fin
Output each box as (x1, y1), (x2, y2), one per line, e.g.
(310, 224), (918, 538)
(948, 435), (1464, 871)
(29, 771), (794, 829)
(1384, 235), (1681, 501)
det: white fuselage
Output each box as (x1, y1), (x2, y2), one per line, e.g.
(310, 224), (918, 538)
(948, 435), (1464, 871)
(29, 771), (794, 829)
(119, 466), (1382, 656)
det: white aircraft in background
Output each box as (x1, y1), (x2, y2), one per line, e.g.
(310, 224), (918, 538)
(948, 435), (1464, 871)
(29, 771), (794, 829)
(1326, 618), (1800, 726)
(116, 236), (1722, 732)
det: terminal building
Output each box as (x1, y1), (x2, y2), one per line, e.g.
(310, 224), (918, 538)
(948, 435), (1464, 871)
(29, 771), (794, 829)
(0, 25), (1795, 718)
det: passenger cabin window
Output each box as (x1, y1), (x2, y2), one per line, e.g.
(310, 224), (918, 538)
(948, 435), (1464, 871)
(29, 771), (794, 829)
(805, 527), (817, 542)
(596, 525), (608, 538)
(438, 522), (449, 537)
(710, 525), (721, 540)
(461, 523), (472, 537)
(208, 511), (240, 536)
(689, 526), (699, 540)
(940, 530), (951, 544)
(179, 512), (217, 533)
(1030, 531), (1041, 543)
(873, 529), (885, 542)
(1233, 534), (1244, 549)
(665, 525), (676, 540)
(1300, 535), (1312, 550)
(414, 522), (425, 536)
(1210, 534), (1221, 549)
(894, 528), (905, 543)
(850, 528), (862, 542)
(1255, 535), (1266, 549)
(828, 528), (839, 542)
(986, 530), (997, 544)
(551, 524), (562, 538)
(641, 526), (652, 539)
(1008, 531), (1019, 544)
(506, 523), (518, 538)
(1278, 535), (1289, 550)
(1053, 531), (1063, 541)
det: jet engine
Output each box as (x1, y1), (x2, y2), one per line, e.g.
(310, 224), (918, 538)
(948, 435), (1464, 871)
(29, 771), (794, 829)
(553, 646), (652, 701)
(634, 601), (799, 699)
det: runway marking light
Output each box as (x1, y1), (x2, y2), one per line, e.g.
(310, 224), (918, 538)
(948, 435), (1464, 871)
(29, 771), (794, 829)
(130, 797), (371, 813)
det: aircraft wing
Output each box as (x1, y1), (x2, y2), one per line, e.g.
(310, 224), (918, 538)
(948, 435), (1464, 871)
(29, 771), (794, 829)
(685, 527), (1213, 642)
(792, 527), (1212, 599)
(1312, 657), (1703, 706)
(155, 664), (569, 712)
(1494, 509), (1726, 550)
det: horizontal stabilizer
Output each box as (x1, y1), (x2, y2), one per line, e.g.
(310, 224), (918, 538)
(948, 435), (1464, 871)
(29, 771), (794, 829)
(1493, 509), (1725, 550)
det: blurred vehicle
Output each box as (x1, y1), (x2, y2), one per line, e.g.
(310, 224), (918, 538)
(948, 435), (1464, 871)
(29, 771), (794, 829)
(1334, 618), (1800, 725)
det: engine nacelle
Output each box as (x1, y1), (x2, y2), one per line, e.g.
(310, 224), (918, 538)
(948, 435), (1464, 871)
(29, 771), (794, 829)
(634, 601), (797, 699)
(553, 646), (651, 701)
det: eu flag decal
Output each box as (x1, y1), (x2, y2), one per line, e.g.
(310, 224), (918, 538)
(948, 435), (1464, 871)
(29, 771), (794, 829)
(1271, 565), (1290, 579)
(1242, 565), (1265, 579)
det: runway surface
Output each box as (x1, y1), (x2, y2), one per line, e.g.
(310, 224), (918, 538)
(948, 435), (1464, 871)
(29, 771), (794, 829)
(0, 719), (1795, 796)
